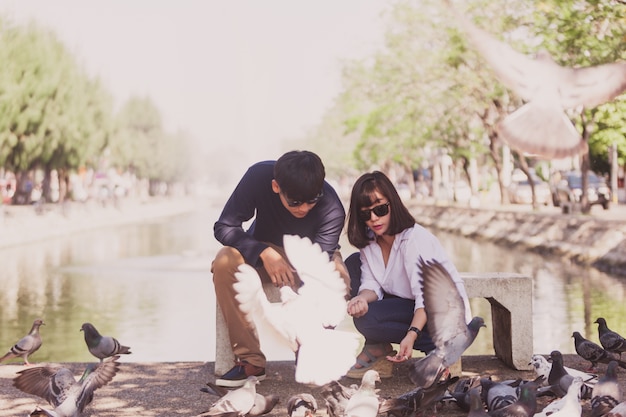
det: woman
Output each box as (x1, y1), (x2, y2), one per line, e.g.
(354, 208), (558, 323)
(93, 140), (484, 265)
(344, 171), (471, 379)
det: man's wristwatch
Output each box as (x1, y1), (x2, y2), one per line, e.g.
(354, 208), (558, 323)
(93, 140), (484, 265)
(408, 326), (422, 338)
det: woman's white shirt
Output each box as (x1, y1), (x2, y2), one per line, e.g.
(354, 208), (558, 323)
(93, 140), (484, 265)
(358, 224), (472, 322)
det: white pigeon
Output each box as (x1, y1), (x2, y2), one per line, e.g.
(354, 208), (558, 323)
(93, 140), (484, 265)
(0, 318), (45, 365)
(13, 356), (120, 417)
(200, 381), (279, 417)
(344, 369), (381, 417)
(530, 354), (597, 386)
(445, 0), (626, 159)
(196, 376), (259, 417)
(408, 258), (485, 389)
(233, 234), (359, 386)
(536, 377), (583, 417)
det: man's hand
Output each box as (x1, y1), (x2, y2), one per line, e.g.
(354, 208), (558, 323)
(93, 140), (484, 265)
(260, 246), (296, 288)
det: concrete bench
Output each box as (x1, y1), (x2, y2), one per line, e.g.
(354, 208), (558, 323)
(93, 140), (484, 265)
(461, 272), (533, 371)
(215, 272), (533, 375)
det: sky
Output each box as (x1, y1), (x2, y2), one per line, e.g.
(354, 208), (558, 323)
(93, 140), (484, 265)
(0, 0), (391, 168)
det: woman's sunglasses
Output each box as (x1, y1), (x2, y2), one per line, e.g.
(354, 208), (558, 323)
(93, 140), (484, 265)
(284, 191), (324, 207)
(359, 202), (390, 222)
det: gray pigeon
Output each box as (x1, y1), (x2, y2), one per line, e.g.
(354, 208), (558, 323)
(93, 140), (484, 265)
(80, 322), (131, 362)
(542, 350), (593, 400)
(200, 381), (279, 417)
(196, 376), (259, 417)
(0, 318), (45, 365)
(596, 318), (626, 360)
(286, 393), (317, 417)
(378, 371), (459, 416)
(467, 387), (490, 417)
(572, 332), (626, 372)
(445, 0), (626, 159)
(13, 356), (120, 417)
(408, 258), (485, 389)
(344, 369), (381, 417)
(487, 378), (541, 417)
(445, 376), (482, 412)
(591, 361), (623, 417)
(481, 378), (521, 412)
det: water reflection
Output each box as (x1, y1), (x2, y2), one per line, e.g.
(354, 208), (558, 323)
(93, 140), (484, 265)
(1, 207), (626, 362)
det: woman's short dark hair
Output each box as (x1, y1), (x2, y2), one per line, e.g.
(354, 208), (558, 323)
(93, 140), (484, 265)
(274, 150), (325, 202)
(347, 171), (415, 248)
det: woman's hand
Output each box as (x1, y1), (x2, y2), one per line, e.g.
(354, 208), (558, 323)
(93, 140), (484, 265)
(347, 295), (369, 318)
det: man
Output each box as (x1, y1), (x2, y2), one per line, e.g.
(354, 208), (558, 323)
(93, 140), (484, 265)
(212, 150), (348, 387)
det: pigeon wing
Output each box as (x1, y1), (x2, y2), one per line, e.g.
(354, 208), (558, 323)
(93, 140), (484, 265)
(294, 328), (360, 386)
(560, 62), (626, 110)
(233, 263), (298, 351)
(283, 234), (347, 328)
(13, 365), (71, 407)
(76, 357), (120, 412)
(419, 258), (468, 349)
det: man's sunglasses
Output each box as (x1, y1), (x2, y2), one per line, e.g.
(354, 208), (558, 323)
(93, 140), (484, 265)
(359, 202), (390, 222)
(284, 191), (324, 207)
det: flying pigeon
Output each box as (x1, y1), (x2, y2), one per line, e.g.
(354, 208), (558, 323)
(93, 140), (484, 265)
(572, 332), (626, 372)
(591, 361), (623, 417)
(320, 379), (357, 417)
(540, 376), (584, 417)
(378, 371), (459, 416)
(200, 381), (279, 417)
(408, 257), (485, 389)
(344, 369), (381, 417)
(80, 322), (131, 362)
(196, 376), (259, 417)
(529, 354), (597, 386)
(444, 1), (626, 159)
(13, 356), (120, 417)
(541, 350), (593, 400)
(607, 402), (626, 417)
(233, 234), (359, 386)
(595, 318), (626, 360)
(487, 378), (541, 417)
(286, 393), (317, 417)
(0, 318), (45, 365)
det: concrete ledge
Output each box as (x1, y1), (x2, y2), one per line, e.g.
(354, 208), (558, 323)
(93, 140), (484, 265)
(461, 272), (533, 371)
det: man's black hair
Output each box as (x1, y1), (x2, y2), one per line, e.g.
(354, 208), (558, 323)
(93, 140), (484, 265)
(274, 150), (325, 201)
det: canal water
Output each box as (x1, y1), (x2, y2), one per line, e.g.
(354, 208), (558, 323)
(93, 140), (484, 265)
(1, 205), (625, 363)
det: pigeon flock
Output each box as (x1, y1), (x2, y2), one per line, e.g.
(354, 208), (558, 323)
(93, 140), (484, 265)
(1, 320), (129, 416)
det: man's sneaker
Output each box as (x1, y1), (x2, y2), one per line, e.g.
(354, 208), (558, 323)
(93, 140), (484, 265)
(215, 360), (266, 387)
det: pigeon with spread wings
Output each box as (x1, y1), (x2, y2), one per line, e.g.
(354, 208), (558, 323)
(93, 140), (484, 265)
(233, 234), (359, 386)
(445, 0), (626, 159)
(13, 356), (120, 417)
(408, 258), (485, 389)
